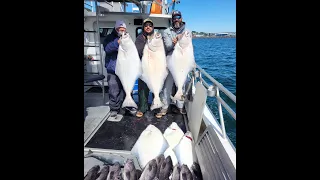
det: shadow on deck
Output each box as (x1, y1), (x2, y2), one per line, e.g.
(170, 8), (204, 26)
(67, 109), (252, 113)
(85, 108), (187, 150)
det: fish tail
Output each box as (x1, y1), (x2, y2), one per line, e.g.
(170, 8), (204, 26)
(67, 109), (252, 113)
(122, 95), (138, 109)
(173, 89), (184, 101)
(84, 149), (93, 158)
(150, 96), (163, 111)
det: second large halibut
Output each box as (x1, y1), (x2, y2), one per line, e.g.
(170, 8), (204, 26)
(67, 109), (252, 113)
(140, 32), (168, 110)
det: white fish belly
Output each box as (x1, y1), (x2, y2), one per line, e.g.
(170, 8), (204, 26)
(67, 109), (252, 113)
(163, 122), (184, 149)
(168, 45), (195, 90)
(174, 136), (194, 169)
(116, 44), (142, 96)
(141, 46), (168, 95)
(131, 125), (168, 168)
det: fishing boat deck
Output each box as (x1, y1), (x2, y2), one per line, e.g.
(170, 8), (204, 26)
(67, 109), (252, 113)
(84, 87), (188, 150)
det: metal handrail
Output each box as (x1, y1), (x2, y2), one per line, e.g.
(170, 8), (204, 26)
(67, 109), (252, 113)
(190, 63), (236, 139)
(196, 64), (236, 103)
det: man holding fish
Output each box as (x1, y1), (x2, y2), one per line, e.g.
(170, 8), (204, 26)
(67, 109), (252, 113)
(134, 18), (157, 118)
(103, 12), (194, 119)
(158, 10), (193, 118)
(103, 20), (137, 117)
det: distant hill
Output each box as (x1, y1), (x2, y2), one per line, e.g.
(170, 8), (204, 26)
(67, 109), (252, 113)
(191, 31), (236, 37)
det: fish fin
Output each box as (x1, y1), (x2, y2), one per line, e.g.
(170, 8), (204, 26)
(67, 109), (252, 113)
(84, 149), (93, 158)
(150, 97), (164, 111)
(122, 95), (138, 109)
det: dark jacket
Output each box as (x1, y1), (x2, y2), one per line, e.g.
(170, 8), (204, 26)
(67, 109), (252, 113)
(103, 28), (120, 74)
(135, 33), (147, 59)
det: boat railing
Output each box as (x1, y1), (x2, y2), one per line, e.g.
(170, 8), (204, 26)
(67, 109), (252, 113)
(189, 64), (236, 139)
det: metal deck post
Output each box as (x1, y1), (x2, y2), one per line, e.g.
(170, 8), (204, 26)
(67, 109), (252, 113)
(94, 0), (105, 102)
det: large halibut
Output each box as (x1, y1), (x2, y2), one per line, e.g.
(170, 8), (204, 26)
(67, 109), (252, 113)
(141, 32), (168, 110)
(115, 32), (142, 109)
(168, 31), (196, 101)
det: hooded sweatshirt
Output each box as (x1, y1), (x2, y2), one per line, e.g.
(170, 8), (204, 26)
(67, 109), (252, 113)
(135, 22), (154, 59)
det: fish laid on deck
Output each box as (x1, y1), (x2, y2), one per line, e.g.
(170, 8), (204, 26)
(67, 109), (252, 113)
(191, 162), (203, 180)
(131, 124), (168, 168)
(116, 32), (142, 109)
(123, 159), (138, 180)
(163, 122), (184, 166)
(84, 150), (125, 165)
(173, 131), (195, 170)
(139, 159), (158, 180)
(84, 165), (100, 180)
(96, 165), (110, 180)
(180, 164), (193, 180)
(163, 122), (185, 149)
(171, 165), (180, 180)
(107, 162), (122, 180)
(158, 156), (173, 180)
(155, 154), (165, 179)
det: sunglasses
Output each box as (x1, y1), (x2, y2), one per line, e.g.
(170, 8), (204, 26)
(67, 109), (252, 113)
(172, 15), (182, 20)
(144, 23), (153, 27)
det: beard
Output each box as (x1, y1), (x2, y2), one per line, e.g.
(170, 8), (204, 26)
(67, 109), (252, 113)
(174, 21), (181, 29)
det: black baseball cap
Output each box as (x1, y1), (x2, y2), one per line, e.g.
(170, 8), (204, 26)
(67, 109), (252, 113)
(172, 10), (182, 18)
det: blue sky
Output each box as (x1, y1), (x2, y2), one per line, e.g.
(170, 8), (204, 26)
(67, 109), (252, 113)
(172, 0), (236, 33)
(85, 0), (236, 33)
(132, 0), (236, 33)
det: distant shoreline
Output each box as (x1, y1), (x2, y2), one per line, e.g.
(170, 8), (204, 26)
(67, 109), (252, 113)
(192, 36), (236, 39)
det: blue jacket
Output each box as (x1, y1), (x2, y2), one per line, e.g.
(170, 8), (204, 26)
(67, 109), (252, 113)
(103, 28), (119, 74)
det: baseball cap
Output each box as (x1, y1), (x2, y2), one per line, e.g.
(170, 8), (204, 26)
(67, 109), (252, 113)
(172, 10), (182, 18)
(143, 18), (153, 25)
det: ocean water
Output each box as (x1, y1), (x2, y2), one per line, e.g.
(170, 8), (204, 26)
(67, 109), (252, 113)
(193, 38), (236, 147)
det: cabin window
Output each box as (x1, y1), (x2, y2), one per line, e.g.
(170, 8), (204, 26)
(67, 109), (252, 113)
(100, 28), (114, 38)
(135, 27), (167, 37)
(99, 28), (114, 43)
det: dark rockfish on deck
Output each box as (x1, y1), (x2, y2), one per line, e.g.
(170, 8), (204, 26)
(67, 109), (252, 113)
(96, 165), (110, 180)
(136, 169), (142, 179)
(191, 162), (203, 180)
(158, 156), (173, 180)
(107, 162), (122, 180)
(123, 159), (137, 180)
(155, 154), (165, 178)
(180, 165), (193, 180)
(139, 159), (157, 180)
(171, 165), (180, 180)
(84, 149), (125, 165)
(84, 165), (100, 180)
